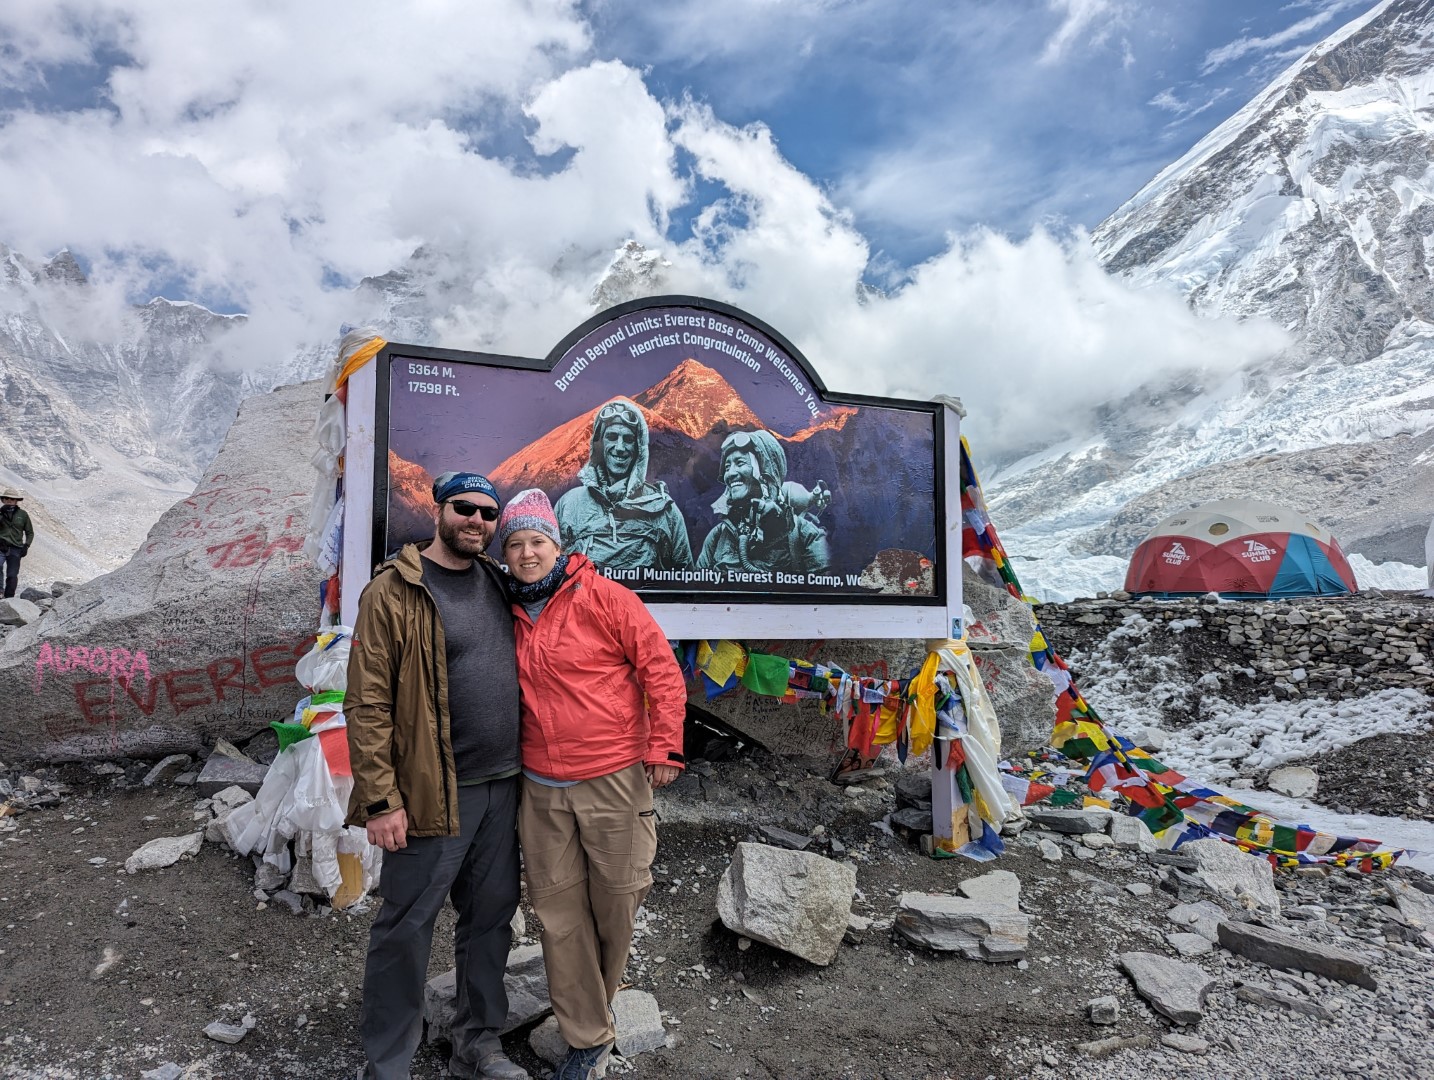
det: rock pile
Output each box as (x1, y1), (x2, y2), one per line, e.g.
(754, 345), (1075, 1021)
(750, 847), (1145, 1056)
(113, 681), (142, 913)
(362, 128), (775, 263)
(0, 767), (68, 811)
(895, 870), (1032, 961)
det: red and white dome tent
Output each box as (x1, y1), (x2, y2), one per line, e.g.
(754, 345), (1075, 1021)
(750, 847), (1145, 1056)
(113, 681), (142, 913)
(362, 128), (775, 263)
(1124, 498), (1359, 599)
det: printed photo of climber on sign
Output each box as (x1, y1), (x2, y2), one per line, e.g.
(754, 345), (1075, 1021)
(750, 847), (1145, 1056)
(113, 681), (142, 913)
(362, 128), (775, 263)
(697, 428), (831, 578)
(553, 397), (694, 572)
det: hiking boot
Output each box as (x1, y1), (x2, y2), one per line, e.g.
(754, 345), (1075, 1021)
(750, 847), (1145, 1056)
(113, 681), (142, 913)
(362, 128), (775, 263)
(474, 1046), (528, 1080)
(551, 1042), (612, 1080)
(449, 1030), (529, 1080)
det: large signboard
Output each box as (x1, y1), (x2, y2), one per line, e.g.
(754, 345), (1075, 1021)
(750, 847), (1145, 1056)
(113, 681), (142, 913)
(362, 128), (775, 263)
(345, 296), (961, 638)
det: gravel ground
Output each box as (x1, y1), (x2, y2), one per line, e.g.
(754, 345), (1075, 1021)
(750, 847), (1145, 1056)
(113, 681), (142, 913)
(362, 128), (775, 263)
(1313, 732), (1434, 822)
(2, 761), (1432, 1080)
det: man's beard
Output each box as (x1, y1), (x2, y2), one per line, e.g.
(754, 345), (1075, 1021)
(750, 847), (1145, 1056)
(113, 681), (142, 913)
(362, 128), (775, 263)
(437, 514), (488, 558)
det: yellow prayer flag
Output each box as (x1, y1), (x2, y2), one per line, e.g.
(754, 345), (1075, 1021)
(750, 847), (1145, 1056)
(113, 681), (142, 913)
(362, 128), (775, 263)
(702, 639), (748, 686)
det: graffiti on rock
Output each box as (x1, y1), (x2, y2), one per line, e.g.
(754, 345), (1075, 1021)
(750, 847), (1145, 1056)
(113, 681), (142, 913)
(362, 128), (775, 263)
(143, 474), (310, 566)
(34, 642), (152, 693)
(36, 638), (313, 737)
(207, 532), (304, 569)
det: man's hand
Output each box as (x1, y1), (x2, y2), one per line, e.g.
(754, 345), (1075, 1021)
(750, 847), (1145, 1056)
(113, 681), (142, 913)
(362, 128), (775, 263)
(646, 764), (680, 789)
(366, 807), (408, 851)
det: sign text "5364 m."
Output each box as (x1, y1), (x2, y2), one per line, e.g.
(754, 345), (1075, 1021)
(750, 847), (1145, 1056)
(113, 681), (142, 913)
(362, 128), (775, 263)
(406, 362), (461, 397)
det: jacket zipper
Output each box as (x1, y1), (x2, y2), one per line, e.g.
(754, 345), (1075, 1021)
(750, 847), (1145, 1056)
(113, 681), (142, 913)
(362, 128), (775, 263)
(419, 581), (453, 832)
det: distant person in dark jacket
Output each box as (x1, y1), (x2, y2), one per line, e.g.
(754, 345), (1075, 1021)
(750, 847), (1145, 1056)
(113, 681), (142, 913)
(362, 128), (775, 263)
(0, 488), (34, 599)
(554, 397), (692, 572)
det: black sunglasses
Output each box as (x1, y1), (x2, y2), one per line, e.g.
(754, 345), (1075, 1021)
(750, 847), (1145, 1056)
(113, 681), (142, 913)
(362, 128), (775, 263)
(448, 500), (499, 521)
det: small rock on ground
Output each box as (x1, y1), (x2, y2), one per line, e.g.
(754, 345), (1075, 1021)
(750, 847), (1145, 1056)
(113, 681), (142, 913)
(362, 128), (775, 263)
(1087, 996), (1120, 1025)
(125, 832), (203, 873)
(204, 1013), (256, 1044)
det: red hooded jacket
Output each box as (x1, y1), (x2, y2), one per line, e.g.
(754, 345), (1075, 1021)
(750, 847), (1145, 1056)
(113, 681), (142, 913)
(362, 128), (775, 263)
(512, 554), (686, 781)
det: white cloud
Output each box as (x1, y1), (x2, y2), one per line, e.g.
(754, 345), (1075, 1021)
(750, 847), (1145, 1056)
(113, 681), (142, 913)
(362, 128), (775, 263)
(1199, 1), (1365, 75)
(0, 1), (1288, 461)
(1149, 88), (1183, 112)
(646, 106), (1289, 456)
(1147, 86), (1230, 122)
(1039, 0), (1127, 67)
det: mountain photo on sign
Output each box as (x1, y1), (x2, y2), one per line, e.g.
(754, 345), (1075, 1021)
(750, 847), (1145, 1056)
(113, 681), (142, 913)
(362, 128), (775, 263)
(384, 343), (939, 600)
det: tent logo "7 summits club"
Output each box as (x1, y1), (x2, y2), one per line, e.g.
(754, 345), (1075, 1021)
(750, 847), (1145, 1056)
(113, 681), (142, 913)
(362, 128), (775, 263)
(1240, 539), (1276, 563)
(1162, 542), (1190, 565)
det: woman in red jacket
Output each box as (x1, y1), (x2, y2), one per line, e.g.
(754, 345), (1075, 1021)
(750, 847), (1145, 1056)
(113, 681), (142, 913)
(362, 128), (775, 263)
(497, 488), (685, 1080)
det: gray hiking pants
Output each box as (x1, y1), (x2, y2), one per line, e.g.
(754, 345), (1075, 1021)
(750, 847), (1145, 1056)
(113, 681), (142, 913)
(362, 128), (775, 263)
(359, 776), (520, 1079)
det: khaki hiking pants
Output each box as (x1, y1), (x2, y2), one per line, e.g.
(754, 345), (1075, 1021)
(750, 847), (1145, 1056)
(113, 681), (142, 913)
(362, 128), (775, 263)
(519, 761), (657, 1049)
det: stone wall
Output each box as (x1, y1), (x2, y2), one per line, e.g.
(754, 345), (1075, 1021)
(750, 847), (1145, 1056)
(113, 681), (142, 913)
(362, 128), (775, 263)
(1034, 591), (1434, 701)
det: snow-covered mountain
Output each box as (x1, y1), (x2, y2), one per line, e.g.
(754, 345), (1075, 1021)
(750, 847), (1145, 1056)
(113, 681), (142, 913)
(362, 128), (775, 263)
(989, 0), (1434, 596)
(0, 233), (513, 572)
(0, 246), (267, 571)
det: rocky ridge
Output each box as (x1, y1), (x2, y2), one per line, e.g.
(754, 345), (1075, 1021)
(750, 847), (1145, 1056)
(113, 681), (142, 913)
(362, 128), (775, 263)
(0, 246), (257, 570)
(1034, 589), (1434, 822)
(1036, 590), (1434, 701)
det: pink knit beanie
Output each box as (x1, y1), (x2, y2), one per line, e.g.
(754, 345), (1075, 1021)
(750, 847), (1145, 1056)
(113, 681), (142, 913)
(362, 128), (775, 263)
(498, 488), (562, 548)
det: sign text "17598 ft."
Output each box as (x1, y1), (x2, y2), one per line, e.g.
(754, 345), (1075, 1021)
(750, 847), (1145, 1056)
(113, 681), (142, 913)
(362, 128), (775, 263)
(407, 362), (460, 396)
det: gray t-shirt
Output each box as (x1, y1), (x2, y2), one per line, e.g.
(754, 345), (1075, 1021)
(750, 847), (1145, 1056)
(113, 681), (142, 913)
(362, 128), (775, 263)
(422, 558), (521, 784)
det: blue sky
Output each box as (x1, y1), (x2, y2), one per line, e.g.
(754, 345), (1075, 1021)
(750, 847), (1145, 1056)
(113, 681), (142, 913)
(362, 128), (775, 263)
(0, 1), (1369, 452)
(582, 0), (1372, 262)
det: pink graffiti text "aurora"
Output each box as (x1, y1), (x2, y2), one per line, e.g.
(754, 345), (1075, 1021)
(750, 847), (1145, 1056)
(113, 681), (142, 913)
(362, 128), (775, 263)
(35, 642), (152, 693)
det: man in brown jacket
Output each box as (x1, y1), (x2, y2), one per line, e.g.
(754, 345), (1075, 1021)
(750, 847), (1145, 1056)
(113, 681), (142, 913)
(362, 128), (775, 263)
(345, 471), (527, 1080)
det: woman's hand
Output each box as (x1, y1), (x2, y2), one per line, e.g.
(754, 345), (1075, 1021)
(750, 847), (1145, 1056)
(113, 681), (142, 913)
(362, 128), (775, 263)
(646, 764), (680, 789)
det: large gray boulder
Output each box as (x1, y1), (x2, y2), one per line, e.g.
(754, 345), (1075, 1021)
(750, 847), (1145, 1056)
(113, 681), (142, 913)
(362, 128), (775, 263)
(124, 832), (204, 873)
(691, 562), (1055, 758)
(1164, 900), (1229, 942)
(1026, 808), (1108, 835)
(1388, 879), (1434, 932)
(1267, 765), (1318, 798)
(425, 943), (551, 1042)
(0, 598), (41, 627)
(1216, 922), (1377, 990)
(716, 842), (856, 966)
(956, 869), (1022, 909)
(611, 988), (666, 1056)
(0, 382), (322, 762)
(528, 992), (667, 1066)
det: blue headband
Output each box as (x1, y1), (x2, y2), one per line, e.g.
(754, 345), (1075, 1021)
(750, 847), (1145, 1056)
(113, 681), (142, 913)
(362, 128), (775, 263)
(432, 471), (500, 507)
